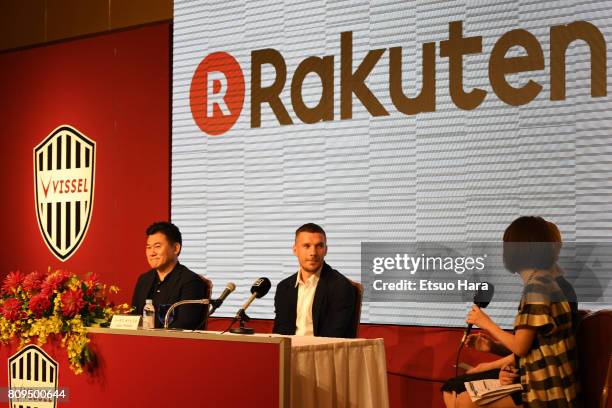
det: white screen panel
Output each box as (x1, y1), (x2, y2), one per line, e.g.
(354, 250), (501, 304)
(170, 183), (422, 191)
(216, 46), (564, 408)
(173, 0), (612, 327)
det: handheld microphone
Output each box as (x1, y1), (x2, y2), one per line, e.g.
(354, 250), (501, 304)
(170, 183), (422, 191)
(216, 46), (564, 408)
(208, 282), (236, 316)
(225, 277), (271, 335)
(461, 283), (495, 345)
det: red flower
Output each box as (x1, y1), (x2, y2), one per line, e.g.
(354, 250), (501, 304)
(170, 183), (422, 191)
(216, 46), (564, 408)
(60, 288), (86, 318)
(85, 272), (99, 285)
(2, 271), (24, 294)
(1, 298), (24, 321)
(41, 270), (70, 296)
(82, 273), (100, 296)
(22, 270), (46, 293)
(28, 293), (51, 317)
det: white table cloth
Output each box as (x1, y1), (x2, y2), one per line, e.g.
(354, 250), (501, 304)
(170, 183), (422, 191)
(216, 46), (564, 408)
(290, 336), (389, 408)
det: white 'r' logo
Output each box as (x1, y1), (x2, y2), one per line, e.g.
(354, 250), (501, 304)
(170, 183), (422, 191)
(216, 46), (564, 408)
(207, 71), (230, 116)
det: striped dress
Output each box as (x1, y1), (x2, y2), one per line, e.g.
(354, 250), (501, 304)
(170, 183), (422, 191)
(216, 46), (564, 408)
(514, 273), (581, 407)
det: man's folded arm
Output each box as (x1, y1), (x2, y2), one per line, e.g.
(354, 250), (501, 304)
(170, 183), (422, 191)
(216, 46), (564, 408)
(321, 279), (355, 337)
(172, 277), (207, 329)
(273, 283), (292, 334)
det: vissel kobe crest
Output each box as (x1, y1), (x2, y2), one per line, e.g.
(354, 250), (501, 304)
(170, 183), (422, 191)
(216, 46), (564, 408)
(34, 125), (96, 261)
(9, 345), (59, 408)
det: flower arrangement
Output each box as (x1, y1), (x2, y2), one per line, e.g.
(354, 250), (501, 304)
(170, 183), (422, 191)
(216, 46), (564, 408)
(0, 268), (131, 374)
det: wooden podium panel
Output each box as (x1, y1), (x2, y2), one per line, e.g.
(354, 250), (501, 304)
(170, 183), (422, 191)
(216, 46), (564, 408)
(0, 328), (291, 408)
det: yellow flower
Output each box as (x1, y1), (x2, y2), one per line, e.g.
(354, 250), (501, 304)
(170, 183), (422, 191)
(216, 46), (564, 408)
(1, 268), (127, 375)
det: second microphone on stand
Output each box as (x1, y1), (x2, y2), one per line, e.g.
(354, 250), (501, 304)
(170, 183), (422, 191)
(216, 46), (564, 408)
(208, 282), (236, 317)
(228, 277), (271, 335)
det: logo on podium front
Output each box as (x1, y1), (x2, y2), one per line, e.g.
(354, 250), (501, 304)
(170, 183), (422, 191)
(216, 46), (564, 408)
(8, 345), (59, 408)
(34, 125), (96, 261)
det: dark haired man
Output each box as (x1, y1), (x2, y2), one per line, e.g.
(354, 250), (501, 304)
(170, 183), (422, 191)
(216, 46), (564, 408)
(131, 221), (207, 329)
(273, 223), (356, 338)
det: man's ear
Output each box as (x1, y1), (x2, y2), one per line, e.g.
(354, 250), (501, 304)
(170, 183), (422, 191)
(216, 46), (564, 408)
(292, 244), (297, 256)
(174, 242), (182, 256)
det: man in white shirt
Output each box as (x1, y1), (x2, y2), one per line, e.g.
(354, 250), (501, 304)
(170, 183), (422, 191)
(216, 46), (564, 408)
(273, 223), (356, 338)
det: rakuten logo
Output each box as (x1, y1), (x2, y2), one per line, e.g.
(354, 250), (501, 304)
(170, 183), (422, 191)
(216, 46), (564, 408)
(190, 21), (606, 136)
(190, 52), (245, 136)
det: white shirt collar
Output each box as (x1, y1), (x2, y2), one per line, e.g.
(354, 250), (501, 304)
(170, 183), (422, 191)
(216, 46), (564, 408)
(295, 267), (322, 288)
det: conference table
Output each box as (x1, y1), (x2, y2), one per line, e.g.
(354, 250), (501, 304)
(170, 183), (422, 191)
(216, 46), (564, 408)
(0, 328), (389, 408)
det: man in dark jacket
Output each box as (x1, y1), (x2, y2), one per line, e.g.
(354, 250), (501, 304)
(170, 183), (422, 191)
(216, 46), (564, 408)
(273, 223), (356, 338)
(132, 221), (207, 329)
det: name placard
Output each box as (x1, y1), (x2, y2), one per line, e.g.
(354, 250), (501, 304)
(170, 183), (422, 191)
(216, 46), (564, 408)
(110, 314), (141, 330)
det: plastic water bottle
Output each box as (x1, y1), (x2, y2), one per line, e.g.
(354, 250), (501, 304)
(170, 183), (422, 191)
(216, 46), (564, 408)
(142, 299), (155, 329)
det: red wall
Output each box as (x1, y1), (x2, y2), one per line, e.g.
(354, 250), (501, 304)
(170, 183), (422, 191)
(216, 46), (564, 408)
(0, 23), (171, 303)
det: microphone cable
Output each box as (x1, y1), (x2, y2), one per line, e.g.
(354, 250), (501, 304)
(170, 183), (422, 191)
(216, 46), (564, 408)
(453, 337), (468, 408)
(221, 315), (239, 334)
(455, 335), (467, 378)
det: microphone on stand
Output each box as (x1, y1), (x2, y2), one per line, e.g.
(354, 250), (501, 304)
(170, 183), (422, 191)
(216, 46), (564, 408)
(208, 282), (236, 316)
(224, 277), (271, 335)
(163, 298), (210, 329)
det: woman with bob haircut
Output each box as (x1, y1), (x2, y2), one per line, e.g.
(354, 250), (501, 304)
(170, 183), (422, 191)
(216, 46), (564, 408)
(442, 216), (580, 407)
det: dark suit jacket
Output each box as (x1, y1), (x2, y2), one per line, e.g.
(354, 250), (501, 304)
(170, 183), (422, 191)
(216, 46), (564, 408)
(131, 262), (207, 330)
(273, 262), (356, 338)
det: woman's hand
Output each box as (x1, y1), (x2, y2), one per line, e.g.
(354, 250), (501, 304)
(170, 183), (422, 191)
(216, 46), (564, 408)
(465, 362), (493, 374)
(465, 332), (494, 352)
(466, 305), (494, 330)
(499, 364), (519, 385)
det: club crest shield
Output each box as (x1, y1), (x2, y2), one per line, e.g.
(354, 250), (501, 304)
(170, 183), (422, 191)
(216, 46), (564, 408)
(33, 125), (96, 261)
(8, 345), (59, 408)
